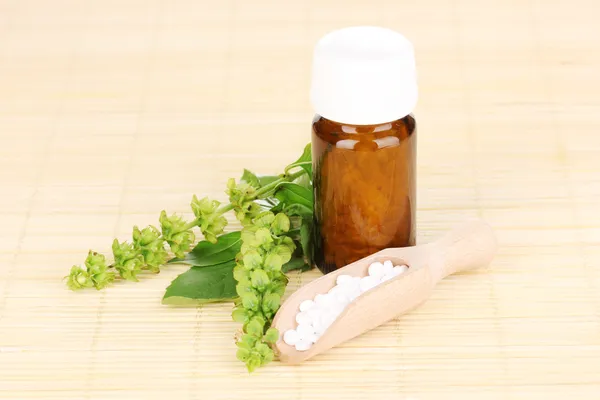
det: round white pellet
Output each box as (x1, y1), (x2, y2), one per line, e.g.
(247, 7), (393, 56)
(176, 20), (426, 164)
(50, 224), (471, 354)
(331, 302), (346, 317)
(334, 292), (351, 306)
(368, 262), (385, 278)
(320, 311), (336, 329)
(307, 333), (319, 344)
(338, 281), (356, 295)
(307, 307), (323, 323)
(296, 323), (316, 338)
(315, 293), (334, 308)
(381, 273), (394, 283)
(283, 329), (299, 346)
(360, 276), (378, 292)
(393, 265), (409, 276)
(328, 285), (343, 297)
(295, 339), (312, 352)
(299, 299), (315, 312)
(347, 286), (361, 301)
(295, 311), (312, 325)
(382, 260), (394, 275)
(312, 317), (324, 334)
(336, 274), (353, 286)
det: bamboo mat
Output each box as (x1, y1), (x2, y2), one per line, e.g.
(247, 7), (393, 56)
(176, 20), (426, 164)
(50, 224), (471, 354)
(1, 0), (599, 398)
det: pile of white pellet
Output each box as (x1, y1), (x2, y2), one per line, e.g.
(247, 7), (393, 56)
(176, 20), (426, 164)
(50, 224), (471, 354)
(283, 260), (409, 351)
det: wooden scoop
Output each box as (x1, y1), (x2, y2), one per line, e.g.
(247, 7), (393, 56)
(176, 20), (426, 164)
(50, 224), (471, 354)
(272, 219), (497, 364)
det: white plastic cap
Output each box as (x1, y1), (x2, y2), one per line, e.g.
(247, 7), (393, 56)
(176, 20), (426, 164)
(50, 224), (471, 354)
(310, 26), (418, 126)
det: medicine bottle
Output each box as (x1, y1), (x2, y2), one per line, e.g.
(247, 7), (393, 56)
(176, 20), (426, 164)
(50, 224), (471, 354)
(310, 27), (418, 274)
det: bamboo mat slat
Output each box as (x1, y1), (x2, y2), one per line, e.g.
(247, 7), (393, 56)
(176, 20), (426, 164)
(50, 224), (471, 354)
(1, 0), (599, 398)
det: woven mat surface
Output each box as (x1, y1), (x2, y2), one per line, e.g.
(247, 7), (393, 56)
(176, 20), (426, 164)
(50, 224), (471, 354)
(1, 0), (599, 398)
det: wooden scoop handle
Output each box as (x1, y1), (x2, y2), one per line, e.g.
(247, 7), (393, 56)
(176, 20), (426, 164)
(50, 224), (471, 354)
(428, 219), (498, 281)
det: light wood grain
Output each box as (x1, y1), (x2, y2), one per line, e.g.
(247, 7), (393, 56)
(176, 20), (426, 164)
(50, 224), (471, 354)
(0, 0), (599, 399)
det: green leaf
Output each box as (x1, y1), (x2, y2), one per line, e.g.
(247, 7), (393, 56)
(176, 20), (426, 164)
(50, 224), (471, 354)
(293, 172), (312, 190)
(282, 256), (310, 273)
(241, 169), (261, 188)
(162, 261), (238, 306)
(283, 203), (313, 218)
(275, 183), (313, 209)
(258, 175), (280, 187)
(300, 223), (312, 265)
(170, 231), (241, 267)
(285, 143), (312, 176)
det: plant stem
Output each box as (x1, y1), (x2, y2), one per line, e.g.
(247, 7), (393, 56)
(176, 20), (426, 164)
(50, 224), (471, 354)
(253, 170), (305, 198)
(183, 169), (306, 233)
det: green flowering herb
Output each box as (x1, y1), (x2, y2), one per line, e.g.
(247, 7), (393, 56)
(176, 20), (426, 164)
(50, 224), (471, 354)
(230, 211), (296, 371)
(65, 265), (94, 290)
(84, 251), (115, 289)
(66, 144), (315, 373)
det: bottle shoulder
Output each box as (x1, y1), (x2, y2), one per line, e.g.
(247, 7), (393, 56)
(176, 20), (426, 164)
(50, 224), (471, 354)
(312, 114), (416, 147)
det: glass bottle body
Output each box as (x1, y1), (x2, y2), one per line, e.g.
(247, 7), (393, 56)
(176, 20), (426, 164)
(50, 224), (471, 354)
(312, 114), (417, 274)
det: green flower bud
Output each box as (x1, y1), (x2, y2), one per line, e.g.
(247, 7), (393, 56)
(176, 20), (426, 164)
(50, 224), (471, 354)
(255, 228), (273, 247)
(91, 270), (116, 290)
(112, 239), (144, 281)
(246, 353), (261, 372)
(272, 244), (293, 265)
(116, 257), (144, 282)
(246, 317), (265, 336)
(240, 333), (257, 348)
(270, 279), (287, 297)
(253, 211), (275, 228)
(132, 225), (160, 246)
(262, 292), (281, 313)
(241, 228), (258, 247)
(84, 251), (106, 270)
(191, 195), (228, 243)
(282, 235), (295, 246)
(250, 269), (270, 289)
(233, 264), (250, 281)
(190, 195), (219, 218)
(255, 342), (272, 360)
(159, 211), (195, 258)
(263, 327), (279, 344)
(241, 291), (259, 311)
(236, 347), (250, 362)
(231, 307), (248, 323)
(242, 250), (262, 270)
(260, 348), (274, 364)
(263, 253), (283, 272)
(132, 226), (168, 271)
(226, 178), (236, 191)
(66, 265), (94, 290)
(271, 213), (291, 235)
(83, 251), (116, 289)
(235, 280), (252, 297)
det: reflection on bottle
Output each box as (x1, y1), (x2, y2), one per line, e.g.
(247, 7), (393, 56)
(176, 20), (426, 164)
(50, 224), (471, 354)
(374, 136), (400, 148)
(336, 139), (359, 150)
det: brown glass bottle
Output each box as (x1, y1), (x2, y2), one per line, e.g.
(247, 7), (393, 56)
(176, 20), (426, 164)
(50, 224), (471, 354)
(312, 114), (416, 274)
